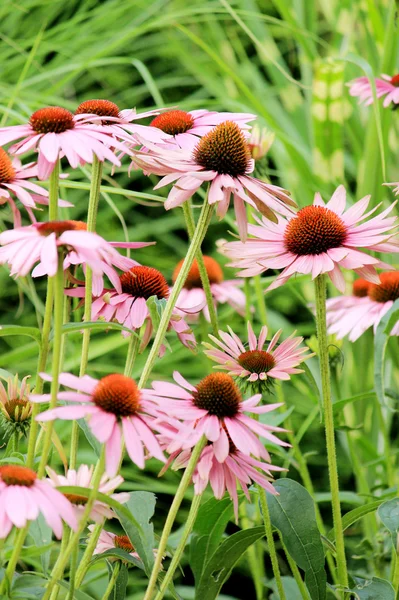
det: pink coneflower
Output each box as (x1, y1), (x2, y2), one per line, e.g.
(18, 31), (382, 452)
(223, 186), (399, 292)
(0, 464), (77, 539)
(132, 121), (296, 240)
(88, 525), (158, 563)
(327, 273), (399, 342)
(0, 220), (149, 294)
(66, 265), (197, 351)
(144, 372), (289, 460)
(203, 322), (312, 391)
(247, 125), (275, 160)
(31, 372), (166, 476)
(46, 464), (130, 522)
(0, 374), (32, 436)
(348, 74), (399, 107)
(0, 106), (133, 180)
(172, 255), (245, 321)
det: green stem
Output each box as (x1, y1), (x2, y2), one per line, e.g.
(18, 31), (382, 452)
(48, 160), (60, 221)
(375, 401), (394, 488)
(258, 487), (286, 600)
(143, 437), (207, 600)
(244, 279), (252, 324)
(182, 201), (219, 337)
(280, 534), (310, 600)
(75, 522), (103, 588)
(154, 493), (203, 600)
(139, 201), (214, 388)
(124, 333), (140, 377)
(314, 275), (348, 590)
(0, 525), (29, 594)
(67, 544), (79, 600)
(239, 501), (264, 600)
(392, 551), (399, 597)
(254, 275), (267, 325)
(37, 259), (65, 478)
(103, 562), (121, 600)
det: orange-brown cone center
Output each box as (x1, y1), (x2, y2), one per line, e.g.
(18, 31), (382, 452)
(0, 465), (37, 487)
(284, 206), (347, 256)
(352, 278), (371, 298)
(64, 493), (88, 506)
(193, 121), (251, 177)
(114, 534), (134, 552)
(368, 272), (399, 303)
(150, 110), (194, 135)
(30, 107), (74, 134)
(238, 350), (275, 374)
(92, 374), (141, 417)
(120, 266), (169, 300)
(4, 398), (30, 421)
(37, 220), (87, 237)
(0, 148), (16, 184)
(390, 74), (399, 87)
(75, 99), (120, 119)
(192, 373), (241, 418)
(173, 256), (224, 290)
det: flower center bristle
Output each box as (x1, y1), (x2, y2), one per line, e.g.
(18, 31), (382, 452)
(352, 279), (371, 298)
(193, 121), (251, 177)
(75, 99), (120, 119)
(173, 256), (224, 290)
(92, 374), (141, 417)
(238, 350), (276, 374)
(368, 272), (399, 303)
(192, 373), (241, 418)
(0, 465), (37, 487)
(30, 107), (74, 134)
(390, 74), (399, 87)
(114, 534), (134, 553)
(0, 148), (16, 183)
(120, 266), (169, 300)
(150, 110), (194, 135)
(284, 206), (347, 256)
(37, 220), (87, 237)
(4, 398), (30, 421)
(64, 493), (88, 506)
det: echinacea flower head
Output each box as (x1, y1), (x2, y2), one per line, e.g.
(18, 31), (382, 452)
(31, 372), (166, 476)
(0, 464), (77, 539)
(327, 272), (399, 342)
(46, 464), (130, 522)
(132, 121), (296, 240)
(145, 371), (289, 461)
(172, 255), (245, 321)
(87, 524), (158, 564)
(348, 74), (399, 108)
(0, 374), (32, 436)
(224, 185), (399, 292)
(203, 322), (312, 393)
(66, 265), (196, 351)
(0, 106), (134, 180)
(247, 125), (275, 160)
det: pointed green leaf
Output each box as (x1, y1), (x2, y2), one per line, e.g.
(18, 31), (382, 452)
(378, 499), (399, 548)
(350, 577), (395, 599)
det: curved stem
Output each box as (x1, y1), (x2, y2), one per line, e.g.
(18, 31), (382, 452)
(139, 201), (214, 388)
(103, 562), (121, 600)
(154, 493), (203, 600)
(143, 436), (207, 600)
(0, 525), (29, 594)
(74, 522), (103, 588)
(314, 275), (348, 590)
(258, 486), (286, 600)
(280, 533), (310, 600)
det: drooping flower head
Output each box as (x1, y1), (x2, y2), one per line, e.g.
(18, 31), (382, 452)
(223, 186), (399, 292)
(132, 121), (296, 240)
(172, 255), (245, 322)
(0, 464), (77, 539)
(327, 272), (399, 341)
(348, 74), (399, 108)
(0, 374), (32, 436)
(203, 322), (313, 393)
(31, 372), (167, 476)
(46, 464), (130, 522)
(66, 265), (197, 351)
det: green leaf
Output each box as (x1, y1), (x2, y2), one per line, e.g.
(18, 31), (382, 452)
(195, 526), (265, 600)
(266, 479), (326, 600)
(269, 576), (304, 600)
(327, 499), (390, 542)
(374, 299), (399, 408)
(112, 563), (128, 600)
(0, 325), (41, 344)
(61, 321), (139, 338)
(115, 491), (156, 577)
(349, 577), (395, 599)
(57, 581), (96, 600)
(378, 499), (399, 548)
(28, 514), (53, 574)
(90, 548), (143, 570)
(333, 392), (376, 416)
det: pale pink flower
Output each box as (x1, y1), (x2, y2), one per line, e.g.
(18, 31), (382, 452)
(203, 322), (312, 387)
(0, 464), (77, 539)
(348, 74), (399, 107)
(223, 185), (399, 293)
(144, 371), (289, 460)
(172, 255), (245, 321)
(31, 372), (167, 476)
(88, 525), (158, 563)
(327, 273), (399, 342)
(66, 265), (197, 351)
(46, 464), (130, 522)
(132, 121), (296, 241)
(0, 106), (133, 179)
(247, 125), (275, 160)
(0, 220), (150, 295)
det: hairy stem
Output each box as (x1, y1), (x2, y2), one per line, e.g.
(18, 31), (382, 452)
(259, 486), (286, 600)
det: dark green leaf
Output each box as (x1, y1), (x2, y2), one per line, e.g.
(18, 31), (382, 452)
(269, 576), (304, 600)
(28, 514), (53, 574)
(349, 577), (395, 599)
(378, 499), (399, 548)
(333, 392), (376, 416)
(112, 563), (128, 600)
(0, 325), (41, 344)
(374, 299), (399, 408)
(327, 499), (390, 542)
(90, 548), (143, 569)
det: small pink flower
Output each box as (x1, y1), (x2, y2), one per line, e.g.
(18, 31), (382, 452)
(31, 372), (166, 476)
(348, 74), (399, 107)
(0, 464), (78, 539)
(203, 322), (312, 389)
(172, 255), (245, 321)
(0, 220), (150, 294)
(66, 265), (197, 351)
(0, 106), (133, 180)
(223, 185), (399, 292)
(0, 374), (32, 435)
(132, 121), (296, 241)
(327, 273), (399, 342)
(88, 525), (158, 563)
(247, 125), (275, 160)
(144, 371), (289, 460)
(46, 464), (130, 522)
